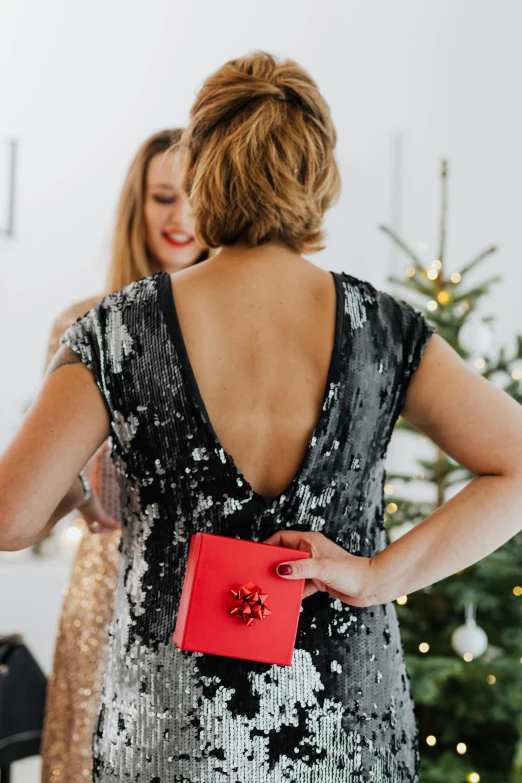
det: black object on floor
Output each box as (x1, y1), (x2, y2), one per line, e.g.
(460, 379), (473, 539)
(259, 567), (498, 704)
(0, 634), (47, 781)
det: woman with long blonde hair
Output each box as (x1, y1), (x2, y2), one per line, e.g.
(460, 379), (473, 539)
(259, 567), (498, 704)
(3, 52), (522, 781)
(40, 128), (208, 783)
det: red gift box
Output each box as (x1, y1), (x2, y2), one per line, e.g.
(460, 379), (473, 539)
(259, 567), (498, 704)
(173, 532), (310, 666)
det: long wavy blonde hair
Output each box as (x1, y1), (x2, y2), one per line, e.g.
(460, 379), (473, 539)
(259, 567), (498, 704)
(106, 129), (208, 294)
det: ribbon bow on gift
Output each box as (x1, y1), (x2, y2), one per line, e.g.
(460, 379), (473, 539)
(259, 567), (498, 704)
(229, 581), (271, 626)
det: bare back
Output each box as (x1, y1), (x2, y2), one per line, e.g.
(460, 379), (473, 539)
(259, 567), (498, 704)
(170, 247), (338, 500)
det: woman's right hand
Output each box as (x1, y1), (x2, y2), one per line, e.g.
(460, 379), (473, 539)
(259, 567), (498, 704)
(263, 529), (373, 605)
(79, 442), (121, 534)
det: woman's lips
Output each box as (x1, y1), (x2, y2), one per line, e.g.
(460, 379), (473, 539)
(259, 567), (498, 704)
(162, 232), (194, 247)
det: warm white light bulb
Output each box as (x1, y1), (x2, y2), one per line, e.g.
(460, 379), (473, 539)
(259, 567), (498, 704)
(426, 735), (436, 746)
(419, 642), (430, 654)
(456, 742), (467, 754)
(65, 526), (82, 542)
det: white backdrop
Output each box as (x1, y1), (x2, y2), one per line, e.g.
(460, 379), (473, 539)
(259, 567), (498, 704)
(1, 0), (521, 448)
(2, 2), (522, 781)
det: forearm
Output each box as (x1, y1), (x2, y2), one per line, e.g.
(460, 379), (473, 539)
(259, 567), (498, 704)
(1, 476), (86, 551)
(367, 472), (522, 605)
(41, 476), (86, 536)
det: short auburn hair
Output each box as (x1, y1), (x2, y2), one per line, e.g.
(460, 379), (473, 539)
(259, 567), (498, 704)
(180, 51), (341, 254)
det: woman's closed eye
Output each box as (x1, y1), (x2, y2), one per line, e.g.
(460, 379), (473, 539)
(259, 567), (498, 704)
(153, 195), (177, 205)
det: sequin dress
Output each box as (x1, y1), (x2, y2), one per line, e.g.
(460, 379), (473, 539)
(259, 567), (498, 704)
(41, 297), (121, 783)
(61, 270), (435, 783)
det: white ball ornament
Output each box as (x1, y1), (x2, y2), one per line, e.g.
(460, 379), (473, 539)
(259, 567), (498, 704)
(489, 371), (508, 390)
(458, 318), (494, 357)
(451, 603), (488, 659)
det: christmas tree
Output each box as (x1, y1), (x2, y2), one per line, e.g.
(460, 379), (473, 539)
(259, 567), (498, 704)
(382, 161), (522, 782)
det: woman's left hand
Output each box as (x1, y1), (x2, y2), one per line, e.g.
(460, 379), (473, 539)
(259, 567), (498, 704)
(263, 530), (373, 606)
(79, 442), (121, 534)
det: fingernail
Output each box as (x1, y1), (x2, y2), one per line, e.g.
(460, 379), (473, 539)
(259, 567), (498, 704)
(277, 563), (292, 576)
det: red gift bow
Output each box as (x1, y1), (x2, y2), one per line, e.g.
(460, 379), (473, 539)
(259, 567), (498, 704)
(229, 581), (271, 626)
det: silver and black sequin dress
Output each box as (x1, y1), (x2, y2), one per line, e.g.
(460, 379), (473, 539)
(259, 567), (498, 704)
(61, 270), (435, 783)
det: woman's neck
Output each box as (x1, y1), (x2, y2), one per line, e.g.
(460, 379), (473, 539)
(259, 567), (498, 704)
(210, 241), (304, 270)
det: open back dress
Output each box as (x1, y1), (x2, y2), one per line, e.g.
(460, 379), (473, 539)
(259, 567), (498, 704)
(62, 269), (435, 783)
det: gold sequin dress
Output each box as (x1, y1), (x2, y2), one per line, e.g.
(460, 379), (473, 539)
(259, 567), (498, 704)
(40, 297), (121, 783)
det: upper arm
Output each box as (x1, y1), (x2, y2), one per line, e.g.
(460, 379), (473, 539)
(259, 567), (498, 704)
(401, 334), (522, 478)
(0, 346), (111, 548)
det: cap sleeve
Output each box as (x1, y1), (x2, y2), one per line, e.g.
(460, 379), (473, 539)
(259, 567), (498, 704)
(59, 305), (113, 417)
(59, 284), (143, 454)
(60, 309), (100, 374)
(395, 298), (436, 384)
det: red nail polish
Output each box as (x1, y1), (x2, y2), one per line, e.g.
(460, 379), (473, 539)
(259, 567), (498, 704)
(277, 564), (292, 576)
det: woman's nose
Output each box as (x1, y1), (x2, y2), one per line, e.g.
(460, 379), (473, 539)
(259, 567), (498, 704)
(169, 196), (192, 226)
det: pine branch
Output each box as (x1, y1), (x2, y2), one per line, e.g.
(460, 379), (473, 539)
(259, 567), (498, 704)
(379, 225), (424, 267)
(451, 275), (502, 304)
(385, 472), (423, 483)
(385, 499), (434, 521)
(482, 340), (522, 392)
(388, 274), (434, 298)
(458, 245), (498, 276)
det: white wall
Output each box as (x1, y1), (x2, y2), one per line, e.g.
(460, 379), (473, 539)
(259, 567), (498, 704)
(2, 0), (521, 445)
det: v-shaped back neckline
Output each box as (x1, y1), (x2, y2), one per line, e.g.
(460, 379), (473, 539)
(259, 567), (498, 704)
(157, 270), (344, 504)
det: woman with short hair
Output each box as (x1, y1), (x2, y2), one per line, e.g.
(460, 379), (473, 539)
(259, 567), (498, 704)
(3, 52), (522, 782)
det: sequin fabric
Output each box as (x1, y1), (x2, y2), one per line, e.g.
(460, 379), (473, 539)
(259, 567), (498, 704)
(41, 296), (121, 783)
(61, 271), (435, 783)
